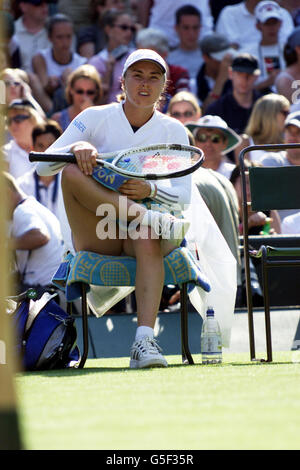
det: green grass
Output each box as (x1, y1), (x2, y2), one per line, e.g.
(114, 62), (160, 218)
(16, 352), (300, 450)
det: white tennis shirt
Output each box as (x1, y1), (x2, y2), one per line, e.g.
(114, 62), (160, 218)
(37, 102), (191, 250)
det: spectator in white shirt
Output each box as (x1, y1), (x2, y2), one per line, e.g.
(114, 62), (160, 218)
(242, 1), (286, 93)
(12, 0), (51, 72)
(32, 14), (86, 114)
(2, 99), (45, 179)
(167, 4), (204, 95)
(186, 115), (242, 179)
(17, 119), (63, 220)
(216, 0), (294, 51)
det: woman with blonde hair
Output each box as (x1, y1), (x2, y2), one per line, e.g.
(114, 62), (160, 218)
(167, 91), (201, 125)
(235, 93), (290, 163)
(0, 68), (46, 118)
(51, 64), (103, 131)
(3, 99), (46, 179)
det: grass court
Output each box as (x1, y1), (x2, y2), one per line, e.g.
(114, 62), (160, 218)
(16, 351), (300, 450)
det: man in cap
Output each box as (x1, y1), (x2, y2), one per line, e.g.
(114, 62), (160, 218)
(12, 0), (51, 72)
(216, 0), (294, 51)
(261, 110), (300, 222)
(196, 32), (236, 111)
(242, 1), (285, 93)
(186, 115), (242, 179)
(205, 53), (262, 160)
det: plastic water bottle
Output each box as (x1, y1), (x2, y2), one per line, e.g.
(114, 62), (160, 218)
(201, 307), (222, 364)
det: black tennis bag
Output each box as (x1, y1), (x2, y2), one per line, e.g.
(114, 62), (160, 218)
(8, 289), (80, 371)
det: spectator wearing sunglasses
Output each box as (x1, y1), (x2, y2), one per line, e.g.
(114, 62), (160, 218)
(88, 9), (136, 103)
(167, 91), (201, 125)
(0, 67), (46, 119)
(186, 115), (242, 179)
(2, 99), (45, 179)
(32, 14), (87, 114)
(51, 64), (103, 131)
(77, 0), (127, 59)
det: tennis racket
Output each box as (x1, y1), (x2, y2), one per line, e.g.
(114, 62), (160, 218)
(29, 143), (204, 180)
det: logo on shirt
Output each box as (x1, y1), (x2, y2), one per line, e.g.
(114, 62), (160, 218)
(73, 119), (86, 133)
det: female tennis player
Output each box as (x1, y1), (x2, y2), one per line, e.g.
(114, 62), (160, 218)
(37, 49), (193, 369)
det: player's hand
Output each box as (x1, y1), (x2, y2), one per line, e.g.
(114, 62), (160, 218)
(119, 180), (153, 200)
(70, 141), (98, 176)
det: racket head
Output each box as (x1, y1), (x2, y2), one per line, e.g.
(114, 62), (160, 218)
(111, 144), (204, 179)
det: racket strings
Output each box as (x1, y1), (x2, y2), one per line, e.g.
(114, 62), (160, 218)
(115, 150), (199, 176)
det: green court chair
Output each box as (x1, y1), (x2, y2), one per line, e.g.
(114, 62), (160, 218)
(239, 143), (300, 362)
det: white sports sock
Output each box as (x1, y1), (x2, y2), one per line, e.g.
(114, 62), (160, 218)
(135, 326), (154, 340)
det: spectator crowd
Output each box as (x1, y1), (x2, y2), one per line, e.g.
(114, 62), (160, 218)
(2, 0), (300, 308)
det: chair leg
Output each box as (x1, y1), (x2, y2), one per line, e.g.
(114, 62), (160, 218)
(180, 283), (194, 365)
(244, 249), (256, 360)
(78, 283), (89, 368)
(261, 247), (273, 362)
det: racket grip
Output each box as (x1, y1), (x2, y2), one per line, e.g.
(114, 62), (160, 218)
(29, 151), (77, 163)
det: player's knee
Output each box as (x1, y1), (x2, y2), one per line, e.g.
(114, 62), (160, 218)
(62, 163), (82, 186)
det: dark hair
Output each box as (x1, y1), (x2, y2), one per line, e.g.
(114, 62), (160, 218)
(102, 8), (125, 28)
(32, 119), (62, 143)
(230, 160), (261, 186)
(46, 13), (73, 36)
(175, 5), (202, 25)
(283, 42), (298, 66)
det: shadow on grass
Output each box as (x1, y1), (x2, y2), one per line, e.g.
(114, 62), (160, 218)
(18, 359), (296, 378)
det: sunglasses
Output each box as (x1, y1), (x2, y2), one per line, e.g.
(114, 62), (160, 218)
(195, 132), (224, 144)
(4, 80), (22, 87)
(74, 89), (97, 96)
(171, 111), (194, 119)
(7, 114), (30, 125)
(280, 110), (290, 118)
(114, 24), (136, 33)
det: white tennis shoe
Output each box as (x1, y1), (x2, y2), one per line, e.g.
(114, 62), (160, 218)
(142, 210), (190, 245)
(130, 336), (168, 369)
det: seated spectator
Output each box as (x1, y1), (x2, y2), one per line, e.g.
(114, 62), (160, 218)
(136, 0), (213, 50)
(135, 27), (190, 111)
(197, 32), (235, 111)
(260, 110), (300, 222)
(17, 120), (63, 219)
(230, 160), (281, 235)
(167, 91), (201, 125)
(4, 170), (64, 296)
(12, 0), (51, 72)
(88, 9), (136, 103)
(205, 53), (262, 160)
(281, 211), (300, 234)
(32, 14), (87, 114)
(0, 68), (46, 118)
(2, 99), (45, 179)
(216, 0), (294, 51)
(236, 93), (290, 163)
(167, 4), (204, 95)
(186, 115), (242, 178)
(243, 1), (286, 94)
(275, 26), (300, 109)
(0, 10), (21, 69)
(51, 64), (103, 131)
(77, 0), (127, 59)
(168, 126), (242, 308)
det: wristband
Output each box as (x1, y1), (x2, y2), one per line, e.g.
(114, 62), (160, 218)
(149, 182), (156, 198)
